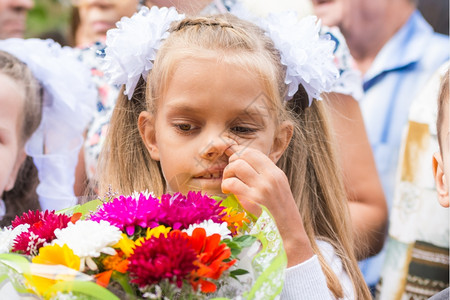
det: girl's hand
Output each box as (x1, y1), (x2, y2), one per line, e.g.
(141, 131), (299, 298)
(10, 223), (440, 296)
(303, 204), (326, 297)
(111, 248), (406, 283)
(221, 144), (314, 266)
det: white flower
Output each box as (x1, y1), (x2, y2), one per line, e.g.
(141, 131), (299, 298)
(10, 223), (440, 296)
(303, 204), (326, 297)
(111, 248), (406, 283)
(183, 220), (232, 240)
(53, 220), (121, 270)
(263, 13), (338, 104)
(130, 190), (155, 200)
(231, 6), (339, 105)
(104, 6), (185, 99)
(0, 224), (29, 254)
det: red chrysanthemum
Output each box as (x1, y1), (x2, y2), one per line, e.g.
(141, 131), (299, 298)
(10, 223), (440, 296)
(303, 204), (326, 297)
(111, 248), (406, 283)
(128, 230), (198, 288)
(188, 228), (236, 293)
(12, 210), (71, 255)
(11, 210), (43, 228)
(158, 192), (226, 230)
(89, 193), (160, 236)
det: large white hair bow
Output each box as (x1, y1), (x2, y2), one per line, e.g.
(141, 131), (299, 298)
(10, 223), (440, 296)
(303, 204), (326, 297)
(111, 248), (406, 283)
(104, 6), (338, 106)
(104, 6), (185, 99)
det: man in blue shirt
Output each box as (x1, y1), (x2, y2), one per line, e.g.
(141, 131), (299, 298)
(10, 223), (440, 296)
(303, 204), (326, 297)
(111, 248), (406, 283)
(311, 0), (449, 293)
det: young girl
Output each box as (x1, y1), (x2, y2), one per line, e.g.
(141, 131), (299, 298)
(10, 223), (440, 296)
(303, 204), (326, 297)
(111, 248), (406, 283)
(0, 51), (41, 226)
(99, 7), (371, 299)
(0, 38), (96, 225)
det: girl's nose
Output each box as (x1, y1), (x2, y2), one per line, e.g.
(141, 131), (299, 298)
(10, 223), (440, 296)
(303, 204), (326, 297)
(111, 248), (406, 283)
(200, 134), (236, 161)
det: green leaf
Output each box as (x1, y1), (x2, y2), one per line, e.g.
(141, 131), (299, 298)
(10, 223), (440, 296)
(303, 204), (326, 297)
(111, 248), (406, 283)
(219, 194), (241, 210)
(221, 194), (258, 222)
(222, 240), (242, 257)
(56, 199), (103, 219)
(232, 235), (257, 248)
(44, 280), (120, 300)
(112, 272), (135, 297)
(56, 205), (80, 216)
(73, 199), (103, 218)
(230, 269), (249, 276)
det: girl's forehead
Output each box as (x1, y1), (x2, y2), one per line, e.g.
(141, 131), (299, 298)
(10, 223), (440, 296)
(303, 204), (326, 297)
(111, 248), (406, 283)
(156, 56), (277, 118)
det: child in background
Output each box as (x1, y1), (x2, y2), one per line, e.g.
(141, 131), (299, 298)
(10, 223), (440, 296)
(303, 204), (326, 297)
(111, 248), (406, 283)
(0, 51), (41, 226)
(376, 63), (449, 299)
(433, 69), (449, 209)
(0, 39), (96, 225)
(99, 7), (371, 298)
(431, 67), (450, 300)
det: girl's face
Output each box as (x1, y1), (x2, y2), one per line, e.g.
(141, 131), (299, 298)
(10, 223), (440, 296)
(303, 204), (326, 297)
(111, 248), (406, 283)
(0, 73), (25, 196)
(140, 57), (289, 196)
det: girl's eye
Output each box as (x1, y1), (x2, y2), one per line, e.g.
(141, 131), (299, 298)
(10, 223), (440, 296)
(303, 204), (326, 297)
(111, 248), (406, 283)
(231, 126), (257, 134)
(177, 124), (192, 131)
(174, 123), (197, 134)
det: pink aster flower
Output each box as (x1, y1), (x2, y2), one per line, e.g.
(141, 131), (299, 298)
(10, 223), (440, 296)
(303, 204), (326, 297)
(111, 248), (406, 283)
(157, 192), (225, 230)
(11, 210), (71, 255)
(89, 193), (160, 236)
(128, 230), (198, 288)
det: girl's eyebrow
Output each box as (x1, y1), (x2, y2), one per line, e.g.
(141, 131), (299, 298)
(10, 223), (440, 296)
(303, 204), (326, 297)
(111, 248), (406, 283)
(165, 103), (203, 114)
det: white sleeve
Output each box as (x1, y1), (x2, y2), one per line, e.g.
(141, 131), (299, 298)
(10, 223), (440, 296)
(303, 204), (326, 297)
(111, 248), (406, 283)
(280, 240), (355, 299)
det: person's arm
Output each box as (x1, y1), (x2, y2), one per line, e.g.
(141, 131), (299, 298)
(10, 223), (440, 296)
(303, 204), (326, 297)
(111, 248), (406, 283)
(326, 93), (388, 259)
(281, 240), (355, 299)
(74, 131), (88, 197)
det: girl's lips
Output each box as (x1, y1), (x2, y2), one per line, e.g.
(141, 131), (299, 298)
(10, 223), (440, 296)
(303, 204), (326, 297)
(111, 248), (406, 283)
(194, 171), (223, 179)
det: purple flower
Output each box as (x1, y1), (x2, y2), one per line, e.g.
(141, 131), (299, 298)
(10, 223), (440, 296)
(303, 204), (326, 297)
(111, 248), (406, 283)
(157, 192), (225, 230)
(90, 193), (160, 235)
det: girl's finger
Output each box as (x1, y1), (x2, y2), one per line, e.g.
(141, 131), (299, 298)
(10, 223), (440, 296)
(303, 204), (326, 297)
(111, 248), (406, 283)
(221, 176), (250, 195)
(225, 144), (272, 174)
(221, 177), (261, 216)
(223, 158), (259, 185)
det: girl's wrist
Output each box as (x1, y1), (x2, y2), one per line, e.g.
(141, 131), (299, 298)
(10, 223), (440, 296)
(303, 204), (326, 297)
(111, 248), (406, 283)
(284, 230), (314, 267)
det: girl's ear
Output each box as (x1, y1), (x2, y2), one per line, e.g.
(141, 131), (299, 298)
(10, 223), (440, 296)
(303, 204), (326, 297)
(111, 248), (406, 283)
(138, 111), (160, 161)
(269, 120), (294, 163)
(433, 152), (449, 208)
(5, 149), (26, 192)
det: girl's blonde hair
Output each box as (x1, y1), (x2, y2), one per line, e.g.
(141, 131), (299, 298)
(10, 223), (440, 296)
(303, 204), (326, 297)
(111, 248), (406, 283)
(0, 51), (42, 226)
(98, 14), (371, 299)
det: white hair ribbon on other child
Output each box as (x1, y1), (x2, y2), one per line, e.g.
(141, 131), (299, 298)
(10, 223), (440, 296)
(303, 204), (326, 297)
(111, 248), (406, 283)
(0, 38), (97, 211)
(103, 6), (338, 106)
(104, 6), (185, 99)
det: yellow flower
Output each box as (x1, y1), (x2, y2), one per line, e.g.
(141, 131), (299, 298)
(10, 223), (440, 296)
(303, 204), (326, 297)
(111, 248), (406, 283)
(135, 225), (171, 247)
(145, 225), (171, 239)
(114, 226), (172, 257)
(113, 233), (135, 257)
(27, 244), (81, 297)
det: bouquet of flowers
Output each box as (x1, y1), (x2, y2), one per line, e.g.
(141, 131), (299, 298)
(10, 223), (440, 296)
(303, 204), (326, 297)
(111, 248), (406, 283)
(0, 191), (286, 299)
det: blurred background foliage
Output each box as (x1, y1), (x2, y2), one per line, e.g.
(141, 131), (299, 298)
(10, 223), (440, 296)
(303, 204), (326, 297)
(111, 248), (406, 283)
(27, 0), (71, 43)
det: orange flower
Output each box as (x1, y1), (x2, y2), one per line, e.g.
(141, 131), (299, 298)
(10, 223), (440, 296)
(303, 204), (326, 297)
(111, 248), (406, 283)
(188, 228), (236, 293)
(221, 207), (249, 235)
(95, 250), (129, 287)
